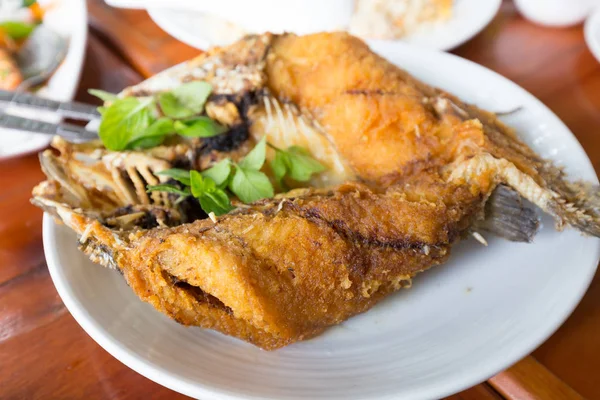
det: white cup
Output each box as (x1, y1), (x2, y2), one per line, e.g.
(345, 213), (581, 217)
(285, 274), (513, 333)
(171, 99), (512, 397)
(514, 0), (599, 27)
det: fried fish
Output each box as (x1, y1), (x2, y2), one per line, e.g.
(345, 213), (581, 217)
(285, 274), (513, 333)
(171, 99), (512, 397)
(32, 32), (600, 349)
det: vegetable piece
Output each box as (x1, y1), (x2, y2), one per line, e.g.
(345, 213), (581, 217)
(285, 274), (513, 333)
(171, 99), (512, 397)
(202, 159), (231, 188)
(146, 184), (190, 197)
(98, 97), (153, 151)
(88, 89), (118, 103)
(158, 81), (212, 118)
(173, 117), (227, 138)
(229, 167), (273, 203)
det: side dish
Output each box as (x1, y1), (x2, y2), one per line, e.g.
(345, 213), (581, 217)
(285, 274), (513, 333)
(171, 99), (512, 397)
(0, 0), (44, 89)
(350, 0), (453, 39)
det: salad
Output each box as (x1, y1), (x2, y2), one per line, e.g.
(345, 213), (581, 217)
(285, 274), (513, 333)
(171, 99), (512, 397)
(0, 0), (44, 89)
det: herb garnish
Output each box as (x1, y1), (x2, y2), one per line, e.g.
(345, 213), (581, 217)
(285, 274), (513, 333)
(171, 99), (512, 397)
(98, 97), (154, 151)
(0, 21), (36, 40)
(88, 89), (118, 103)
(88, 82), (225, 151)
(269, 143), (326, 186)
(147, 137), (324, 216)
(159, 81), (212, 119)
(91, 84), (325, 216)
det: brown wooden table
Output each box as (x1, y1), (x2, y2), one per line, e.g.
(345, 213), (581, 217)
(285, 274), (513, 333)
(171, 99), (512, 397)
(1, 1), (599, 398)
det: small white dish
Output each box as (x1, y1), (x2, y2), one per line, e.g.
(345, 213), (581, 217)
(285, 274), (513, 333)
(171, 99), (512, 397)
(585, 7), (600, 64)
(43, 41), (600, 400)
(0, 0), (87, 160)
(146, 0), (501, 51)
(515, 0), (597, 27)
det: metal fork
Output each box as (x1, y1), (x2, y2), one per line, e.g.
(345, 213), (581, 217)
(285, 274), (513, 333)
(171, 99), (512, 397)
(0, 90), (101, 143)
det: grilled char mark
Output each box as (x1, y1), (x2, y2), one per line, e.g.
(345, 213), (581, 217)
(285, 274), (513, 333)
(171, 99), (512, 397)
(199, 91), (262, 153)
(219, 188), (465, 280)
(345, 89), (400, 96)
(170, 91), (262, 170)
(200, 123), (249, 155)
(301, 207), (442, 252)
(200, 92), (258, 154)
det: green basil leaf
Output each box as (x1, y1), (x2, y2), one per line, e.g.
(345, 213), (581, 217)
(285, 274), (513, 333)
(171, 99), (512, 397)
(171, 81), (212, 113)
(229, 167), (273, 203)
(88, 89), (118, 103)
(127, 136), (165, 150)
(23, 0), (37, 7)
(202, 159), (231, 188)
(0, 21), (35, 39)
(284, 146), (325, 182)
(190, 170), (213, 198)
(198, 189), (233, 216)
(173, 117), (227, 138)
(270, 150), (288, 185)
(157, 168), (191, 186)
(158, 81), (212, 119)
(127, 117), (174, 149)
(98, 97), (153, 151)
(189, 170), (233, 215)
(146, 184), (190, 196)
(239, 136), (267, 170)
(158, 92), (195, 119)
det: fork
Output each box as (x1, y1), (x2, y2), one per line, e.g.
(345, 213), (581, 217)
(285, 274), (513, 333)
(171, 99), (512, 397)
(0, 89), (101, 143)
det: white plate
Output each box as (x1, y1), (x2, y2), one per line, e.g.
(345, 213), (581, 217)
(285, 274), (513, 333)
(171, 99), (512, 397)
(0, 0), (87, 160)
(147, 0), (501, 51)
(43, 42), (600, 400)
(585, 7), (600, 64)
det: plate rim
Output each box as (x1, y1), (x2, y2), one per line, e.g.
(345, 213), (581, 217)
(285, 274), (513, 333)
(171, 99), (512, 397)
(147, 0), (502, 51)
(42, 42), (600, 400)
(0, 0), (88, 161)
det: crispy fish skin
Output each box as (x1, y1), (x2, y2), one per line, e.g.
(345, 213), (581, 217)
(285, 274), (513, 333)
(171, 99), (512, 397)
(266, 33), (600, 235)
(65, 177), (481, 350)
(265, 32), (534, 183)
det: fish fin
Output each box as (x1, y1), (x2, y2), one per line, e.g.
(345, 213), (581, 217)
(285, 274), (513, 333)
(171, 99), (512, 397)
(449, 153), (600, 238)
(474, 185), (540, 242)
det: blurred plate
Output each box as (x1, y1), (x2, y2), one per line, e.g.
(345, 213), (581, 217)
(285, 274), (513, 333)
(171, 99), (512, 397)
(0, 0), (87, 160)
(44, 41), (600, 400)
(147, 0), (501, 51)
(585, 7), (600, 64)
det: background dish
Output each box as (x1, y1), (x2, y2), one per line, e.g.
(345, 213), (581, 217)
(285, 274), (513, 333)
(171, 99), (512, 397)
(43, 42), (600, 400)
(147, 0), (501, 51)
(585, 7), (600, 64)
(0, 0), (87, 160)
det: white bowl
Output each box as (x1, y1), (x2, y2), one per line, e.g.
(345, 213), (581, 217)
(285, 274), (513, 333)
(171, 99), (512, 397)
(514, 0), (597, 27)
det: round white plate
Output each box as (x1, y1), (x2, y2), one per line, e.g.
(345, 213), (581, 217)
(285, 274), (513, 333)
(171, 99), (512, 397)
(147, 0), (501, 51)
(585, 7), (600, 64)
(0, 0), (87, 160)
(43, 42), (600, 400)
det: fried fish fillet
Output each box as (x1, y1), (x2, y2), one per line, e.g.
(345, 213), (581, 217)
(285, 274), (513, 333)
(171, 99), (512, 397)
(32, 32), (600, 349)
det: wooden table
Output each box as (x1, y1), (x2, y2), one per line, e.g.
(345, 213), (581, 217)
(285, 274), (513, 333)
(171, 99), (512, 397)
(1, 1), (598, 398)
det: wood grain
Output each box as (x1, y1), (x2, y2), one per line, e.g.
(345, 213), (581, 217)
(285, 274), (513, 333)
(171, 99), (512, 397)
(86, 0), (198, 78)
(446, 384), (503, 400)
(1, 0), (599, 398)
(489, 357), (585, 400)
